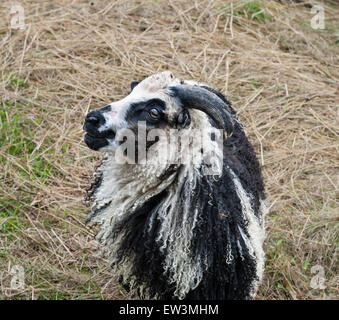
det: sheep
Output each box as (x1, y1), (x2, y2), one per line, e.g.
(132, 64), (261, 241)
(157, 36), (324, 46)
(83, 71), (268, 300)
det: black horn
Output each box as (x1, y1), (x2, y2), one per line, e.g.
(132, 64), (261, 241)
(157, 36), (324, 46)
(168, 85), (234, 138)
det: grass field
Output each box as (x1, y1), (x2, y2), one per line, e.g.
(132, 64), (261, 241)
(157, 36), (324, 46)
(0, 0), (338, 300)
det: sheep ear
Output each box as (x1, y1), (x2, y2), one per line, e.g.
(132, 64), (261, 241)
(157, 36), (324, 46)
(130, 81), (140, 91)
(177, 110), (191, 128)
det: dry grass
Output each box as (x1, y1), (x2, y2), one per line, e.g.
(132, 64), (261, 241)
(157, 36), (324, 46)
(0, 0), (338, 300)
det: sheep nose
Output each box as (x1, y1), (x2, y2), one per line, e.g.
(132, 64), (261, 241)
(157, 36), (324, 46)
(85, 110), (105, 128)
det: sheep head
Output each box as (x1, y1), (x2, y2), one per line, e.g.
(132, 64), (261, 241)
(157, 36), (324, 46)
(83, 71), (234, 168)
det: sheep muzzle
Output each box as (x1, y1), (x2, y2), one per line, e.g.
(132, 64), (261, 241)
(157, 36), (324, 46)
(83, 107), (116, 150)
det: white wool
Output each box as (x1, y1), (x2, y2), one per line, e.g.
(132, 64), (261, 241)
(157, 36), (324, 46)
(229, 168), (266, 297)
(155, 167), (206, 299)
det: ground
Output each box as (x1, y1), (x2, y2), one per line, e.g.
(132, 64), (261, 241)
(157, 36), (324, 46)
(0, 0), (338, 300)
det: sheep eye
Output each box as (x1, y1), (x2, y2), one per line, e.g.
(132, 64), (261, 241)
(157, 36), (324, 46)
(149, 108), (161, 119)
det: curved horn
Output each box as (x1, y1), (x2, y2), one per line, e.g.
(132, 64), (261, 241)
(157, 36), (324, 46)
(168, 85), (234, 138)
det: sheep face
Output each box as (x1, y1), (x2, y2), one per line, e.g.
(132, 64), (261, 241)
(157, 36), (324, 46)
(83, 71), (182, 153)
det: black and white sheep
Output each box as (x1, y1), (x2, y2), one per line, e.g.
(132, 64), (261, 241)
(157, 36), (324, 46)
(83, 71), (267, 300)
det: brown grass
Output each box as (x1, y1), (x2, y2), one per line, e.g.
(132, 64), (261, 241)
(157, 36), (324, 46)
(0, 0), (338, 300)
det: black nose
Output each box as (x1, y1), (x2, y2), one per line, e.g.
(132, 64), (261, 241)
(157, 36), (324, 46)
(85, 110), (105, 128)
